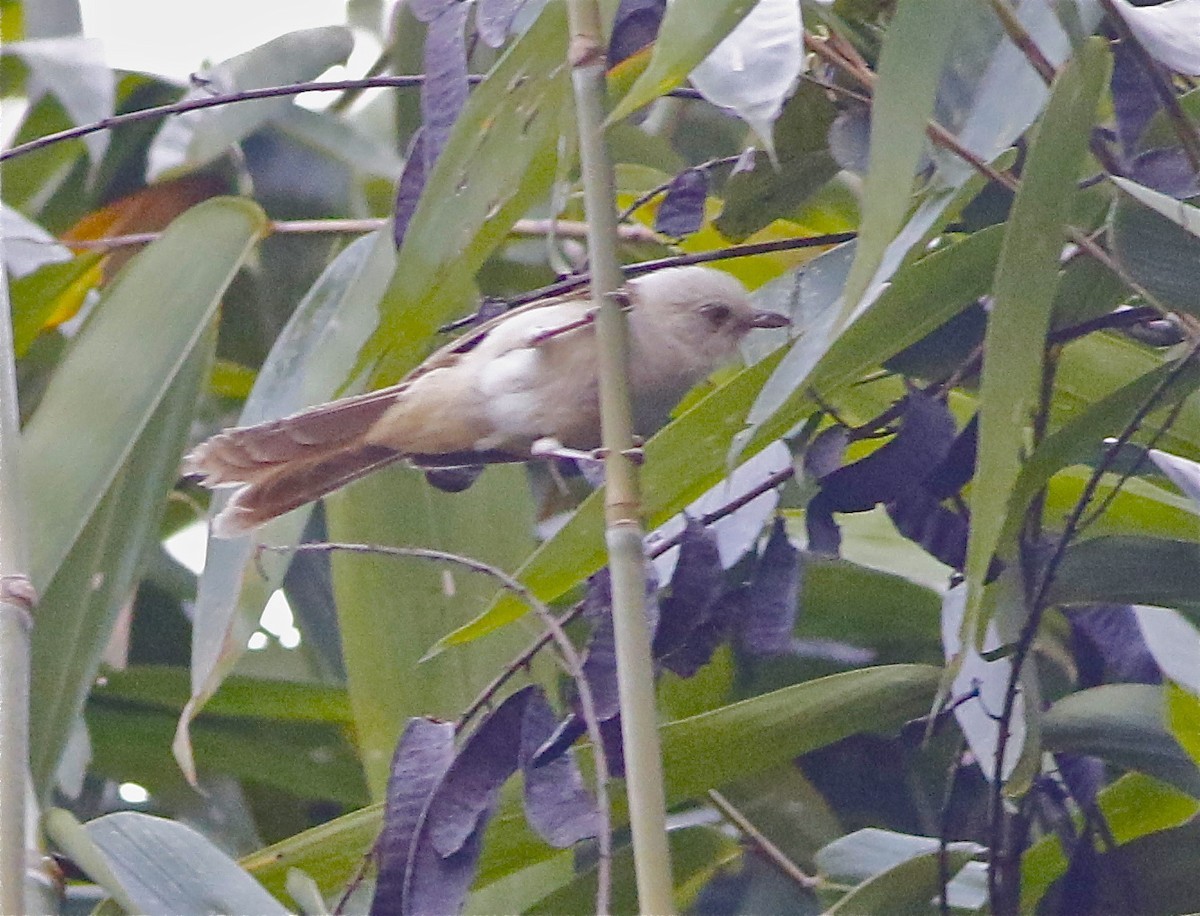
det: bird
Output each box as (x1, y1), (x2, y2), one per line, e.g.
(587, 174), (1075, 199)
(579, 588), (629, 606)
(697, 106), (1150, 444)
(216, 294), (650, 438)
(184, 265), (789, 537)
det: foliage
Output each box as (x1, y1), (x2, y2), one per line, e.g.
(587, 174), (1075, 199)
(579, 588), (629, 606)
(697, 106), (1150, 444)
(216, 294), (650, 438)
(5, 0), (1200, 913)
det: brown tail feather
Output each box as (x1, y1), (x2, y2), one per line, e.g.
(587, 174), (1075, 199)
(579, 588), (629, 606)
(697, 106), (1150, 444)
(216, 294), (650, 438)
(212, 443), (403, 537)
(183, 387), (402, 488)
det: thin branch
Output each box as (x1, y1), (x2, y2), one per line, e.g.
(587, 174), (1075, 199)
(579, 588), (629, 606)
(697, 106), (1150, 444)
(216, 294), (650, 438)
(58, 217), (661, 251)
(264, 541), (613, 914)
(706, 789), (819, 891)
(986, 0), (1057, 85)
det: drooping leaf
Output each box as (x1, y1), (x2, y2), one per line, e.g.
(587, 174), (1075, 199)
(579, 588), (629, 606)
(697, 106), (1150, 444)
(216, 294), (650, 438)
(520, 689), (600, 848)
(654, 167), (708, 238)
(835, 0), (966, 323)
(737, 517), (801, 656)
(1111, 176), (1200, 316)
(654, 517), (723, 662)
(1042, 683), (1200, 797)
(608, 0), (666, 69)
(404, 687), (533, 915)
(1131, 605), (1200, 693)
(50, 810), (290, 916)
(1110, 0), (1200, 76)
(392, 129), (427, 249)
(21, 198), (266, 594)
(370, 718), (456, 916)
(421, 3), (470, 173)
(1068, 604), (1162, 688)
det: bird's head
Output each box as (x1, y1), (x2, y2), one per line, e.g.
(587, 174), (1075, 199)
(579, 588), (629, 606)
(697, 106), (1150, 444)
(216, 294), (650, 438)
(629, 266), (790, 372)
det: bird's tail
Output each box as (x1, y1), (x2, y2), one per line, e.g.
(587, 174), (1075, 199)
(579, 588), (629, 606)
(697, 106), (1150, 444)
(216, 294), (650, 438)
(184, 389), (404, 537)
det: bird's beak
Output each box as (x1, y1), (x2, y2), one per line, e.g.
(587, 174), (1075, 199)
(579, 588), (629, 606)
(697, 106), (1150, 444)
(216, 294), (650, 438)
(750, 309), (790, 329)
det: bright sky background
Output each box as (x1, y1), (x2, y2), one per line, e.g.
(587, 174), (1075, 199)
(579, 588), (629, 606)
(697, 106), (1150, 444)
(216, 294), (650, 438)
(77, 0), (373, 81)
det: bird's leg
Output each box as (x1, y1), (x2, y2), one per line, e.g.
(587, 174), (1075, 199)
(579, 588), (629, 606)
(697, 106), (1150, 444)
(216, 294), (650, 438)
(530, 436), (645, 466)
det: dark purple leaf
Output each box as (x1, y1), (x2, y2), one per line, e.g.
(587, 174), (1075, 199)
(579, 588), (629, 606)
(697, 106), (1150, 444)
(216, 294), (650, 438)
(654, 168), (708, 238)
(520, 688), (600, 847)
(533, 714), (587, 767)
(393, 129), (427, 250)
(653, 517), (723, 660)
(803, 425), (849, 480)
(737, 518), (801, 656)
(1111, 40), (1160, 159)
(409, 0), (456, 23)
(1058, 826), (1099, 916)
(422, 3), (470, 174)
(1129, 147), (1200, 198)
(599, 716), (625, 778)
(424, 465), (484, 492)
(402, 814), (489, 916)
(369, 718), (455, 916)
(804, 493), (841, 557)
(476, 0), (525, 47)
(922, 413), (978, 499)
(1055, 753), (1106, 811)
(1067, 604), (1162, 688)
(816, 391), (957, 512)
(659, 586), (744, 678)
(608, 0), (665, 68)
(886, 491), (970, 571)
(581, 598), (621, 722)
(426, 686), (533, 858)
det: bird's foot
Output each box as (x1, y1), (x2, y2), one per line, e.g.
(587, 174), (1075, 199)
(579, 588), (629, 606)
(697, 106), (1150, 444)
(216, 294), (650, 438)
(530, 438), (644, 466)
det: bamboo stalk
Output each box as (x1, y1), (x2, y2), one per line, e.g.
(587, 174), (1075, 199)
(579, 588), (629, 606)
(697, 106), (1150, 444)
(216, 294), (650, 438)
(564, 2), (675, 913)
(0, 264), (39, 912)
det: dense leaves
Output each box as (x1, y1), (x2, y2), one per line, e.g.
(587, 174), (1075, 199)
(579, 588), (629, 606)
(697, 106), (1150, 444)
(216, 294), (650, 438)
(11, 3), (1200, 915)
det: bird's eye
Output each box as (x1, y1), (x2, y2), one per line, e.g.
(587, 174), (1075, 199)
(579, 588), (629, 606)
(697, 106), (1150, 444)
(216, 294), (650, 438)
(700, 302), (733, 327)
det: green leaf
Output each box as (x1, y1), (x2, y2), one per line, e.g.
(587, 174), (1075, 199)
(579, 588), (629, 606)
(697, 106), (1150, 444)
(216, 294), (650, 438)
(825, 849), (978, 915)
(29, 329), (213, 798)
(1021, 772), (1200, 911)
(243, 665), (941, 898)
(999, 359), (1200, 556)
(1042, 683), (1200, 797)
(1110, 175), (1200, 316)
(325, 463), (540, 798)
(660, 665), (941, 802)
(606, 0), (758, 125)
(91, 665), (353, 724)
(1022, 770), (1200, 907)
(836, 0), (966, 324)
(715, 81), (840, 241)
(178, 230), (395, 781)
(146, 27), (353, 179)
(359, 2), (574, 385)
(1167, 680), (1200, 766)
(1048, 536), (1200, 611)
(9, 250), (102, 357)
(963, 38), (1111, 642)
(66, 810), (291, 915)
(20, 197), (265, 593)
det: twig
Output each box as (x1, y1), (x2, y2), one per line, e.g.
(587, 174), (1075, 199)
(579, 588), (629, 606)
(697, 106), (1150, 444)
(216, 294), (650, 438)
(57, 217), (660, 251)
(263, 541), (613, 913)
(986, 0), (1057, 85)
(706, 789), (819, 891)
